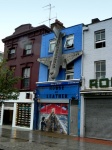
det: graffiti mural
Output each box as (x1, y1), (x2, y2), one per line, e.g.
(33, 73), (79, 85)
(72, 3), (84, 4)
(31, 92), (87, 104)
(39, 103), (68, 134)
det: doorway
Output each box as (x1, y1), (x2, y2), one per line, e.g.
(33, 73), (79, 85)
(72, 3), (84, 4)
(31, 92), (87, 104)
(3, 110), (13, 125)
(70, 100), (78, 135)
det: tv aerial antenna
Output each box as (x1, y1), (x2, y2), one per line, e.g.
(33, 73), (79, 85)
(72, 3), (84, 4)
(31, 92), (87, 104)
(39, 4), (57, 27)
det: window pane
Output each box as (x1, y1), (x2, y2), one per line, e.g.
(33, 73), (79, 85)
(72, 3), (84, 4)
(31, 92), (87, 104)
(95, 60), (106, 79)
(10, 49), (15, 54)
(66, 74), (73, 80)
(23, 68), (30, 77)
(49, 40), (56, 52)
(96, 72), (100, 79)
(24, 44), (32, 55)
(101, 62), (105, 71)
(65, 35), (74, 48)
(101, 72), (105, 78)
(96, 33), (100, 41)
(101, 31), (105, 40)
(50, 43), (55, 52)
(23, 78), (30, 88)
(26, 44), (32, 50)
(26, 49), (31, 54)
(96, 42), (105, 49)
(66, 39), (73, 47)
(96, 62), (100, 71)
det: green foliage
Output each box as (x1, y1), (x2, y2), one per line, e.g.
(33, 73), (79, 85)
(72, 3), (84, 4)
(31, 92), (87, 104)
(0, 60), (20, 100)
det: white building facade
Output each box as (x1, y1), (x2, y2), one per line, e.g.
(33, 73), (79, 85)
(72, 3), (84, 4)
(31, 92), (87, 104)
(0, 92), (34, 130)
(80, 18), (112, 140)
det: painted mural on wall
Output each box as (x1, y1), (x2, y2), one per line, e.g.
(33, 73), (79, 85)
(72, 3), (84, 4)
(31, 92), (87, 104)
(39, 103), (68, 134)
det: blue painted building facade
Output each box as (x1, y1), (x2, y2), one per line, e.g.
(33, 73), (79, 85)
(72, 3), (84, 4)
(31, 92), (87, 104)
(34, 21), (83, 136)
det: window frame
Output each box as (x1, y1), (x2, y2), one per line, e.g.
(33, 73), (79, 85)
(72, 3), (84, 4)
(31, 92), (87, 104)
(22, 67), (30, 89)
(95, 30), (106, 49)
(64, 34), (74, 49)
(23, 44), (32, 55)
(66, 73), (74, 80)
(65, 62), (74, 80)
(95, 60), (106, 79)
(8, 48), (16, 59)
(49, 39), (56, 53)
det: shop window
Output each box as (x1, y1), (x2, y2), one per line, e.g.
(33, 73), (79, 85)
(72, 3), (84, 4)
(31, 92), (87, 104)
(23, 44), (32, 55)
(8, 48), (16, 59)
(22, 67), (30, 88)
(95, 60), (106, 79)
(64, 34), (74, 49)
(95, 30), (105, 48)
(16, 103), (31, 127)
(66, 62), (74, 80)
(49, 39), (56, 53)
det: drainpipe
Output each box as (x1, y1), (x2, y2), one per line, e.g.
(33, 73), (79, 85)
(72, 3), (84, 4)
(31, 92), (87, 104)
(80, 25), (89, 137)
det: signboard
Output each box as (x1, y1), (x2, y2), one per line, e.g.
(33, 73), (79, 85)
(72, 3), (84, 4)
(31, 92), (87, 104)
(36, 84), (79, 99)
(89, 78), (112, 88)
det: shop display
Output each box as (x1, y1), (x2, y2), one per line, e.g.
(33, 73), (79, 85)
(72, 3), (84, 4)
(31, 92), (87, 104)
(16, 103), (31, 127)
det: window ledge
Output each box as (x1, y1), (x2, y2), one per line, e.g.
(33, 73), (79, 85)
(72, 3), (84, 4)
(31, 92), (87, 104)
(20, 88), (31, 91)
(64, 46), (74, 50)
(7, 57), (17, 60)
(21, 53), (34, 58)
(48, 51), (54, 54)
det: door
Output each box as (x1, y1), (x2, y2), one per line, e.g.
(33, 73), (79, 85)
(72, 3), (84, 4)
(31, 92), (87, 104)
(3, 110), (13, 125)
(70, 100), (78, 135)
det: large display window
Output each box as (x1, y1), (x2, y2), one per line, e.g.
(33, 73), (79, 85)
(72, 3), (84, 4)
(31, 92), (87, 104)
(16, 103), (31, 127)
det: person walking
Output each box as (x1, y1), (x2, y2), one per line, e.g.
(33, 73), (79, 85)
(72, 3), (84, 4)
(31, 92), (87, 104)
(41, 116), (46, 131)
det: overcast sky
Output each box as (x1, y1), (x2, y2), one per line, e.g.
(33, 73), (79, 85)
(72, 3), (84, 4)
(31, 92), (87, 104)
(0, 0), (112, 52)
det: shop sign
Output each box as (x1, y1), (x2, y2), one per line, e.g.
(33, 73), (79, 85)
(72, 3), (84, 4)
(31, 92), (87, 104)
(37, 84), (79, 99)
(89, 78), (112, 88)
(46, 86), (67, 98)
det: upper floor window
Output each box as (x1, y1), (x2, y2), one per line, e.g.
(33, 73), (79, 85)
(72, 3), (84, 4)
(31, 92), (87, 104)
(66, 62), (74, 80)
(95, 30), (105, 48)
(64, 34), (74, 49)
(22, 67), (30, 88)
(49, 39), (56, 53)
(23, 44), (32, 55)
(8, 48), (16, 59)
(95, 60), (106, 79)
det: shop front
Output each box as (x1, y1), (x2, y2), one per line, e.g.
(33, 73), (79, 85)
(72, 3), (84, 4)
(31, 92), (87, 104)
(0, 92), (34, 130)
(34, 79), (81, 136)
(81, 78), (112, 140)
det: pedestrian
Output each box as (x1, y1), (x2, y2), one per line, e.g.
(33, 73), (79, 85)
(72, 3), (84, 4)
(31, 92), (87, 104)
(41, 116), (46, 131)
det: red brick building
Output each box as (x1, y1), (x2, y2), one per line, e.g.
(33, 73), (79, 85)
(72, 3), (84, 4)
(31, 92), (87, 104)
(1, 24), (51, 129)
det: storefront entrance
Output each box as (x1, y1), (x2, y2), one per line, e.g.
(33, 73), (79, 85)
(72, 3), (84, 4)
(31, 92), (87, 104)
(39, 103), (68, 134)
(35, 80), (80, 135)
(3, 110), (13, 125)
(70, 100), (78, 135)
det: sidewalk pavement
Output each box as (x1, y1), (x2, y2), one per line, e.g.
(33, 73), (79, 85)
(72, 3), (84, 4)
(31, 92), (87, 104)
(0, 126), (112, 150)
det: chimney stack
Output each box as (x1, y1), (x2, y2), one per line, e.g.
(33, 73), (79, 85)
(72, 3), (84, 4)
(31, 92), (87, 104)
(51, 19), (65, 30)
(91, 18), (100, 24)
